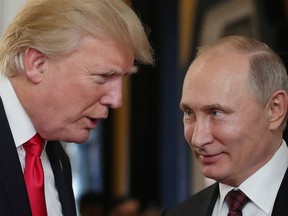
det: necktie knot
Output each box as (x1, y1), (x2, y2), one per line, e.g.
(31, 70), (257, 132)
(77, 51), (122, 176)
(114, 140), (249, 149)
(226, 189), (249, 216)
(23, 133), (45, 157)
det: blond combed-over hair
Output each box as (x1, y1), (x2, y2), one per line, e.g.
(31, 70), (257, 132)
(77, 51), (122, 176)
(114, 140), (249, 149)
(0, 0), (154, 76)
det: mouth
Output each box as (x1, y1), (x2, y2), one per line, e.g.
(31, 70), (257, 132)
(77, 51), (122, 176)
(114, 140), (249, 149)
(87, 117), (98, 128)
(198, 153), (223, 164)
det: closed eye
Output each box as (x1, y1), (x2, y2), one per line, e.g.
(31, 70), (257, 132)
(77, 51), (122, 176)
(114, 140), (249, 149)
(92, 72), (115, 84)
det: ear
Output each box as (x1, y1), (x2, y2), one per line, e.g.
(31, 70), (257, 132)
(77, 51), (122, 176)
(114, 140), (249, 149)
(23, 48), (45, 84)
(268, 90), (288, 130)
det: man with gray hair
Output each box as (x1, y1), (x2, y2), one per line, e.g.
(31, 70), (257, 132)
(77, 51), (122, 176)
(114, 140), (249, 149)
(166, 35), (288, 215)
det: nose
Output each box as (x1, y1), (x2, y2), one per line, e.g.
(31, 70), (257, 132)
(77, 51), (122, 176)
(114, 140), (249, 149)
(190, 118), (213, 148)
(100, 78), (123, 109)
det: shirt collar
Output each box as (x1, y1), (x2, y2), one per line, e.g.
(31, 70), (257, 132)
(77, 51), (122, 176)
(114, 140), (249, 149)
(0, 74), (36, 147)
(218, 141), (288, 214)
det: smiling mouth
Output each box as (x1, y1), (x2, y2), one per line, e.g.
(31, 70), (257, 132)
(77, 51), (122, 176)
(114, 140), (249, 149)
(198, 153), (223, 164)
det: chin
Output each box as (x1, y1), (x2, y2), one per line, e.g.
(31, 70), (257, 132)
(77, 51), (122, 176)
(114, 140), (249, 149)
(202, 167), (224, 181)
(72, 135), (90, 144)
(45, 127), (90, 143)
(60, 131), (90, 144)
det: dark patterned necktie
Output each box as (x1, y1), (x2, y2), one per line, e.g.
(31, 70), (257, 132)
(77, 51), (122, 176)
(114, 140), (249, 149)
(23, 133), (47, 216)
(226, 189), (249, 216)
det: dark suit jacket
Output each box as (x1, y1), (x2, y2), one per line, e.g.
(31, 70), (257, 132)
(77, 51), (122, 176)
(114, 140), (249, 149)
(165, 167), (288, 216)
(0, 98), (77, 216)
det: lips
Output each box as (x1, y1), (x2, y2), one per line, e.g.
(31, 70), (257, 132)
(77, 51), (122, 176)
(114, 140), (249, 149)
(85, 111), (108, 129)
(87, 117), (98, 128)
(198, 152), (223, 164)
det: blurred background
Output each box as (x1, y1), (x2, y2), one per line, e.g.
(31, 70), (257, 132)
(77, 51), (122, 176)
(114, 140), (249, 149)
(1, 0), (288, 215)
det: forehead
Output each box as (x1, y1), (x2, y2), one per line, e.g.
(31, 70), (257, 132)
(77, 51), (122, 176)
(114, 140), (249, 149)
(72, 35), (135, 73)
(181, 52), (251, 105)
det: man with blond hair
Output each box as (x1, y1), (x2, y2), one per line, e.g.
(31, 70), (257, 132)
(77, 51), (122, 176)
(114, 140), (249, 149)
(0, 0), (154, 215)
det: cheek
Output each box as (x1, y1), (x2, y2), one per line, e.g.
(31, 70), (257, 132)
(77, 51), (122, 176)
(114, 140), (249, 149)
(68, 81), (101, 105)
(211, 117), (244, 140)
(184, 123), (193, 144)
(215, 125), (251, 165)
(213, 126), (244, 151)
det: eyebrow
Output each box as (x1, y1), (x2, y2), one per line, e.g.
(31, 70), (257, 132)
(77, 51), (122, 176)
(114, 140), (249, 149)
(179, 102), (190, 111)
(128, 65), (139, 75)
(119, 65), (138, 77)
(179, 102), (233, 113)
(201, 103), (233, 113)
(103, 65), (138, 77)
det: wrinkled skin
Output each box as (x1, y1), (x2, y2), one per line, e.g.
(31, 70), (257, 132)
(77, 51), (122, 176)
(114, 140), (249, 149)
(11, 36), (134, 143)
(180, 51), (285, 186)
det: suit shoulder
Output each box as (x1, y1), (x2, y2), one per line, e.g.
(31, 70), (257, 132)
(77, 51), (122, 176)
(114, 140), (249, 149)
(164, 183), (218, 216)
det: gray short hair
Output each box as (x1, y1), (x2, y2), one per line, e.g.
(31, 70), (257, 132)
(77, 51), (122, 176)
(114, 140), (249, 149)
(196, 35), (288, 130)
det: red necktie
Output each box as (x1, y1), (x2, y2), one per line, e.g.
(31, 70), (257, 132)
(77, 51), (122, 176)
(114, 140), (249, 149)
(23, 133), (47, 216)
(226, 189), (249, 216)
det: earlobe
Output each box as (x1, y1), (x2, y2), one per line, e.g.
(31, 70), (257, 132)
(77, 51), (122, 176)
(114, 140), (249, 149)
(23, 48), (45, 84)
(268, 90), (288, 130)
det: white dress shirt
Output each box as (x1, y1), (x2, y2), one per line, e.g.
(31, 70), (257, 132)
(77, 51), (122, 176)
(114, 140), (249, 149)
(212, 140), (288, 216)
(0, 74), (63, 216)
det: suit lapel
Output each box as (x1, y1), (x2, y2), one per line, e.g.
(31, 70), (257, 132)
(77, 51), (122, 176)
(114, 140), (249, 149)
(202, 183), (219, 216)
(174, 183), (219, 216)
(272, 166), (288, 216)
(0, 98), (32, 215)
(46, 141), (76, 216)
(188, 183), (219, 216)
